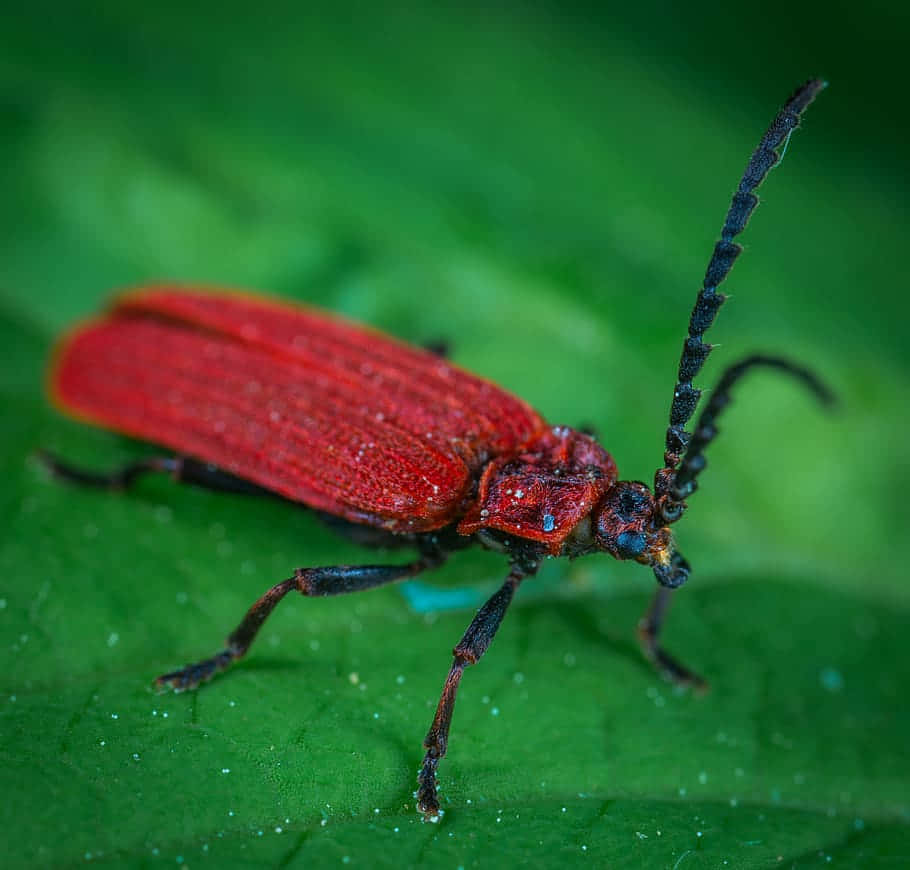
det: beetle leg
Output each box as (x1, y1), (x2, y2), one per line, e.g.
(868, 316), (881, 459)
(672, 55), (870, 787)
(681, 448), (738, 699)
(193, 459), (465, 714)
(637, 586), (707, 691)
(38, 450), (179, 490)
(155, 555), (445, 692)
(422, 339), (450, 358)
(416, 568), (524, 822)
(38, 451), (274, 496)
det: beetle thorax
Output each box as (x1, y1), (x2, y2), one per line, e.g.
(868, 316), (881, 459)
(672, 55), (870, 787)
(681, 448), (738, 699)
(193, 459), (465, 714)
(457, 426), (618, 555)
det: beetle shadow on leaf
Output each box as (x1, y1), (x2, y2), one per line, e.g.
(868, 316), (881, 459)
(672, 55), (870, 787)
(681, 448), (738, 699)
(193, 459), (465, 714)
(512, 594), (645, 677)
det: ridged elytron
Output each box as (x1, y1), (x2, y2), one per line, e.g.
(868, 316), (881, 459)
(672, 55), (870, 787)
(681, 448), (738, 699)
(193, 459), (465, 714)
(44, 80), (830, 821)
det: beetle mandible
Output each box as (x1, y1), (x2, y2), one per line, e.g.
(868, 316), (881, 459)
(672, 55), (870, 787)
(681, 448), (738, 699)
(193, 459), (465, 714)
(43, 79), (831, 821)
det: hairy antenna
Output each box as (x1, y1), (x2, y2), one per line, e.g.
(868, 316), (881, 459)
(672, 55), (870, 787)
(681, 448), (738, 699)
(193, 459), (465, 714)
(654, 78), (827, 505)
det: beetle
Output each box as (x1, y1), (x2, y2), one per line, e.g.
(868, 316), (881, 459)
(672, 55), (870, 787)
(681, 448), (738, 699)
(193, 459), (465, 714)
(43, 80), (830, 821)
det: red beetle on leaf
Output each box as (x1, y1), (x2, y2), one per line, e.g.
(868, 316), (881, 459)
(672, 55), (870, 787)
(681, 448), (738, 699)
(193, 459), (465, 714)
(43, 80), (831, 821)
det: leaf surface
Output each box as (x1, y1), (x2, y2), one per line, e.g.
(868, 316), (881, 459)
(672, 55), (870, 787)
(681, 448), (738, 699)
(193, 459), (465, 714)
(1, 3), (907, 867)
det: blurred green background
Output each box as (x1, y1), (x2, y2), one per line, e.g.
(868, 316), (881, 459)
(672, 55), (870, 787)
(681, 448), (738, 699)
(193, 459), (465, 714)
(1, 1), (908, 867)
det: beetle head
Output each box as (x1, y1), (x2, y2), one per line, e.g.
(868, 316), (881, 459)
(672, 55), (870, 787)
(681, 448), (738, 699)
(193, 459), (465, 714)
(593, 480), (690, 588)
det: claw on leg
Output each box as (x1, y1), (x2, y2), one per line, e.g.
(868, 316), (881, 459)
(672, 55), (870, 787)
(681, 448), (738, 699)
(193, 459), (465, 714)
(154, 649), (236, 692)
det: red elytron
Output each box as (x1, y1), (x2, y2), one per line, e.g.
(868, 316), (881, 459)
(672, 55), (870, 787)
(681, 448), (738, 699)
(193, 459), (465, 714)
(53, 289), (548, 532)
(45, 80), (831, 821)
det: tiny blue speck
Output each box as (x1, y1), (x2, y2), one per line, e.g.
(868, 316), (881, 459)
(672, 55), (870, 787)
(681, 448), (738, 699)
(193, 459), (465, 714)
(819, 666), (844, 693)
(542, 514), (556, 532)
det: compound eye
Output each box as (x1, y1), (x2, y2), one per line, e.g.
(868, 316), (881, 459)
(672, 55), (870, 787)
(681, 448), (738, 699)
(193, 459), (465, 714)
(615, 530), (646, 559)
(661, 502), (683, 523)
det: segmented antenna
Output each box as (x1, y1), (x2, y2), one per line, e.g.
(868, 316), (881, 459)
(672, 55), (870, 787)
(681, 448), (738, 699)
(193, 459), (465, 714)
(670, 355), (834, 500)
(654, 78), (826, 502)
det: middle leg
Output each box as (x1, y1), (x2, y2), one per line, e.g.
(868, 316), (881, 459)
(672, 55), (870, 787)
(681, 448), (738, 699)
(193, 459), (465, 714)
(156, 553), (445, 691)
(416, 567), (525, 821)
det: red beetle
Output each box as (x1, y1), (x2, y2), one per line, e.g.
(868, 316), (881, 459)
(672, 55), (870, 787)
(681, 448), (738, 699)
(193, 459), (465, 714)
(43, 80), (830, 821)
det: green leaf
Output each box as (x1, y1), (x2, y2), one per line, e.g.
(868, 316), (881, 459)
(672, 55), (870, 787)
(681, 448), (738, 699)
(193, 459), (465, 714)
(1, 2), (907, 867)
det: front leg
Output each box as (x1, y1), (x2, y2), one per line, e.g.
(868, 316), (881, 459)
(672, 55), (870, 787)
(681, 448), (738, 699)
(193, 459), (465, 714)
(416, 567), (524, 821)
(637, 585), (707, 691)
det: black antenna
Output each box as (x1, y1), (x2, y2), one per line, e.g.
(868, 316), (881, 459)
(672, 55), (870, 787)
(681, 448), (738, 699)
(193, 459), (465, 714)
(670, 354), (834, 501)
(654, 78), (827, 506)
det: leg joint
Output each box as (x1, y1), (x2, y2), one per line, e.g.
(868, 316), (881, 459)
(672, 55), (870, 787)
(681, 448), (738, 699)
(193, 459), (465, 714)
(452, 648), (478, 667)
(294, 568), (314, 595)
